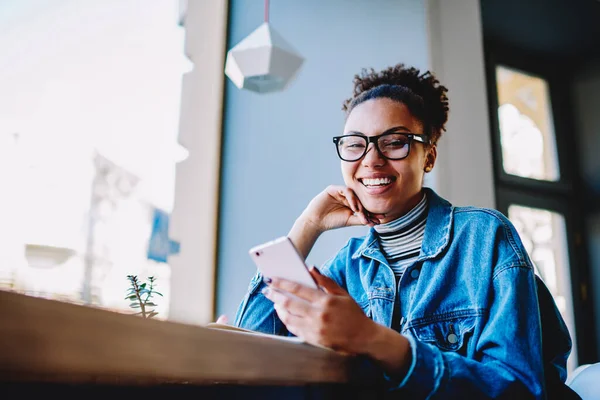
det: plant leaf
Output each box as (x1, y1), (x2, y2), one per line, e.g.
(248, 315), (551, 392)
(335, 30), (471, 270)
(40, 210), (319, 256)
(129, 303), (141, 308)
(147, 311), (159, 318)
(144, 302), (157, 307)
(140, 283), (147, 289)
(153, 291), (164, 297)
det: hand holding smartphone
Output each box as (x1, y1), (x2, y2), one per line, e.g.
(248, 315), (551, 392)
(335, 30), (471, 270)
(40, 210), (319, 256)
(248, 236), (318, 289)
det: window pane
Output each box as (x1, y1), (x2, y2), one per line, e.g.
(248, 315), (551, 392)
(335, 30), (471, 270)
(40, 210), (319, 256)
(0, 0), (189, 319)
(508, 205), (577, 371)
(496, 66), (560, 181)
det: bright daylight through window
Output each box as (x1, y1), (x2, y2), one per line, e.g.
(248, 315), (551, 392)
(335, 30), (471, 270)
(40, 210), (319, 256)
(0, 0), (191, 318)
(496, 65), (560, 182)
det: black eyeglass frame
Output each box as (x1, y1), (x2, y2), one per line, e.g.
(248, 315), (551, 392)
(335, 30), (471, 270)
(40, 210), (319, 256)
(332, 132), (431, 162)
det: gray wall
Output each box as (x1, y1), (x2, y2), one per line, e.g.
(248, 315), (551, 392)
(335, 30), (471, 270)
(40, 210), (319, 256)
(572, 60), (600, 355)
(217, 0), (429, 319)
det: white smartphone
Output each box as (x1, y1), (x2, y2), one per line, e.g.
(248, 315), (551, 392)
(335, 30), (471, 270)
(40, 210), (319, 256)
(248, 236), (318, 289)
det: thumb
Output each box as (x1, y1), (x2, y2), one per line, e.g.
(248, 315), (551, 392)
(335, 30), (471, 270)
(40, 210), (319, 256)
(309, 266), (346, 295)
(216, 314), (229, 324)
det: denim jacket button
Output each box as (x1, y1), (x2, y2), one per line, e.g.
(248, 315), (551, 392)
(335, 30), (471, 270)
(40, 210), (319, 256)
(447, 333), (459, 344)
(410, 269), (420, 279)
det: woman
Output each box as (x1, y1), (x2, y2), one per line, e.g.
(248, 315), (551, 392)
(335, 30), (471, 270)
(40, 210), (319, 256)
(228, 64), (576, 399)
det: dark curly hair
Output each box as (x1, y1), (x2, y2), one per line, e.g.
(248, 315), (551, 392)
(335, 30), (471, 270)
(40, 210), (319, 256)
(342, 64), (449, 145)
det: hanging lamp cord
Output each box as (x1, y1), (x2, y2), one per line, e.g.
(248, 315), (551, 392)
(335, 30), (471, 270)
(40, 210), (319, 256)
(264, 0), (270, 23)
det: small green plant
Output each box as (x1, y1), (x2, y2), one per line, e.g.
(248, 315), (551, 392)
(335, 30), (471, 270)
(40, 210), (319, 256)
(125, 275), (163, 318)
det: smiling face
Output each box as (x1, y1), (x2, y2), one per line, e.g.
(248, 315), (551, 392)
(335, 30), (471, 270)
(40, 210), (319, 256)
(341, 98), (436, 223)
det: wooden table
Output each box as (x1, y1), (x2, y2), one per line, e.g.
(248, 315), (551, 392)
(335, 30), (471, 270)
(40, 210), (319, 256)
(0, 290), (382, 399)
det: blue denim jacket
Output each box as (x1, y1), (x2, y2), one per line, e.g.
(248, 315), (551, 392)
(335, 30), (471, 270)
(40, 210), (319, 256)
(234, 188), (574, 399)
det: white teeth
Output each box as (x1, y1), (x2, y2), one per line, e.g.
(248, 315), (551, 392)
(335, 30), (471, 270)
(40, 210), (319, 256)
(362, 177), (392, 186)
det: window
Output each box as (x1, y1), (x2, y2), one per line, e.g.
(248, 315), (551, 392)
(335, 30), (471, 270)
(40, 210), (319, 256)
(486, 49), (595, 372)
(508, 204), (577, 356)
(496, 66), (560, 182)
(0, 0), (189, 317)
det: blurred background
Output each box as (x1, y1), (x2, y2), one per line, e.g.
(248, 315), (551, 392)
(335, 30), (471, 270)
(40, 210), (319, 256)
(0, 0), (598, 375)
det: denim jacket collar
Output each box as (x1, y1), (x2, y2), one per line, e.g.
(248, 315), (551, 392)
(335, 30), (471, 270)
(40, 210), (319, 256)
(351, 188), (453, 263)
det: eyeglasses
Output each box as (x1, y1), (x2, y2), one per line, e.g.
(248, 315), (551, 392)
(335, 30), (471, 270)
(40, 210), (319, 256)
(332, 132), (430, 162)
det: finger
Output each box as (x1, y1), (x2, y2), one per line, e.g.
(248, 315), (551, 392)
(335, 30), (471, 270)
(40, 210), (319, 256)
(339, 187), (361, 214)
(326, 186), (356, 212)
(362, 212), (381, 226)
(274, 304), (334, 351)
(367, 216), (380, 225)
(347, 188), (366, 214)
(325, 186), (375, 227)
(309, 266), (347, 295)
(342, 188), (377, 226)
(273, 304), (305, 338)
(341, 187), (369, 221)
(367, 211), (385, 222)
(268, 278), (326, 302)
(351, 211), (369, 225)
(216, 314), (228, 324)
(262, 286), (315, 317)
(327, 186), (360, 214)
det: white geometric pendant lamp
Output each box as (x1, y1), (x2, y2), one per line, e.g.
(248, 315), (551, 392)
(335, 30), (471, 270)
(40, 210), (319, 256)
(224, 0), (304, 94)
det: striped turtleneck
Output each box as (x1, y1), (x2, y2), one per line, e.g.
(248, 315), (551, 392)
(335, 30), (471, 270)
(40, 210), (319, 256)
(373, 193), (428, 279)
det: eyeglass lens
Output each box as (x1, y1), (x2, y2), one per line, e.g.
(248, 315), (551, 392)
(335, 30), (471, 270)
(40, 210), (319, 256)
(337, 134), (410, 161)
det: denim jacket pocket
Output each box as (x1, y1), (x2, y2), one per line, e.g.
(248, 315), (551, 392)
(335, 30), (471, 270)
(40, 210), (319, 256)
(410, 315), (476, 353)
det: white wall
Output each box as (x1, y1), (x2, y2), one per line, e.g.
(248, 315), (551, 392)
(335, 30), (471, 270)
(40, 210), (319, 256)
(168, 0), (228, 325)
(170, 0), (497, 325)
(425, 0), (495, 209)
(217, 0), (431, 320)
